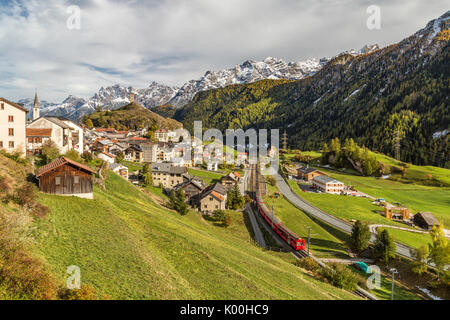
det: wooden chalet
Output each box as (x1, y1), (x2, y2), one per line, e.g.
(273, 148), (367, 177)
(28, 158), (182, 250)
(36, 157), (96, 199)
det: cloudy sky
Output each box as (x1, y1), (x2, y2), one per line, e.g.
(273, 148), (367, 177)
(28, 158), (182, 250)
(0, 0), (447, 102)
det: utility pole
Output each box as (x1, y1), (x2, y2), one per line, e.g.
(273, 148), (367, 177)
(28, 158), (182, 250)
(390, 268), (398, 300)
(282, 130), (288, 151)
(307, 227), (311, 256)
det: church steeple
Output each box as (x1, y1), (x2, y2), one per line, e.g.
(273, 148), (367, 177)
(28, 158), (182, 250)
(33, 91), (40, 120)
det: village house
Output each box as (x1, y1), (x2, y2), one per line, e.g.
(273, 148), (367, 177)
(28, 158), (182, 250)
(98, 152), (116, 164)
(26, 128), (52, 155)
(198, 183), (228, 215)
(312, 176), (345, 194)
(141, 143), (158, 163)
(157, 147), (174, 162)
(109, 163), (129, 180)
(35, 157), (96, 199)
(207, 162), (219, 172)
(124, 144), (143, 162)
(155, 129), (169, 142)
(0, 97), (28, 154)
(297, 166), (328, 182)
(174, 177), (207, 205)
(151, 163), (189, 189)
(108, 142), (128, 156)
(221, 171), (241, 188)
(27, 117), (74, 154)
(26, 95), (83, 154)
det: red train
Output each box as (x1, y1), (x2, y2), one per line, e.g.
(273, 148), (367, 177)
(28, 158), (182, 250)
(254, 183), (306, 251)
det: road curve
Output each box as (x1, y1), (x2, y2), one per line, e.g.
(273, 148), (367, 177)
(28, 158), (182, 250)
(273, 172), (414, 260)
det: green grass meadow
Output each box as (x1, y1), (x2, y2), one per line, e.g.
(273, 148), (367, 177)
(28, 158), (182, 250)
(33, 172), (357, 300)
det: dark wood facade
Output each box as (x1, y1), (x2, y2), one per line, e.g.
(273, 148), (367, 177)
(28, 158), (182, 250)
(39, 163), (93, 196)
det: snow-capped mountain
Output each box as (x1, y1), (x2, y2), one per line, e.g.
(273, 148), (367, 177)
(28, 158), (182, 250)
(168, 56), (329, 107)
(21, 45), (380, 122)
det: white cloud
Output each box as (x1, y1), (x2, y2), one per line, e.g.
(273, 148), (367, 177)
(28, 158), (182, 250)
(0, 0), (447, 102)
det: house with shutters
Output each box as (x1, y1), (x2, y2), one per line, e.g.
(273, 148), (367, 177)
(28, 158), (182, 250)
(0, 97), (28, 154)
(198, 183), (227, 215)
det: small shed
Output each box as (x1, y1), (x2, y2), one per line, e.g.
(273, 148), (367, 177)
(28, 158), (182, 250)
(36, 157), (96, 199)
(414, 212), (440, 231)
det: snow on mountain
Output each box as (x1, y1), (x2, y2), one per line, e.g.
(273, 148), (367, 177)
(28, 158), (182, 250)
(168, 56), (327, 107)
(20, 44), (385, 122)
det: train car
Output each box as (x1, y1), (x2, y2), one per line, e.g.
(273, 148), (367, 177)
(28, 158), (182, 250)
(254, 179), (306, 251)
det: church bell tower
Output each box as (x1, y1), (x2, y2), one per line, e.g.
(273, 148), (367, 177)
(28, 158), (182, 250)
(33, 91), (40, 121)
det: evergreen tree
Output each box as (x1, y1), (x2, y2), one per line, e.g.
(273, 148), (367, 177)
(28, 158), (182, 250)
(348, 221), (371, 254)
(373, 229), (396, 263)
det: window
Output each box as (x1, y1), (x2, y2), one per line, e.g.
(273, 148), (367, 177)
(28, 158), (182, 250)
(55, 177), (61, 185)
(9, 141), (14, 148)
(0, 103), (4, 110)
(8, 128), (14, 136)
(28, 138), (33, 143)
(0, 141), (3, 148)
(8, 115), (13, 122)
(74, 176), (80, 184)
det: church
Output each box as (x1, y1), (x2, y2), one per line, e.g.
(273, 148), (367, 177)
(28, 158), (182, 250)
(26, 93), (84, 155)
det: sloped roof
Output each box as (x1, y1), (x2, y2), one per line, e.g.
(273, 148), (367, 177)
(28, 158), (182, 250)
(415, 212), (440, 227)
(0, 97), (29, 113)
(26, 128), (52, 137)
(36, 157), (96, 178)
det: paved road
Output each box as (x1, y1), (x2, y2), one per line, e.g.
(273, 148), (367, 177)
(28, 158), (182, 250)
(273, 172), (414, 260)
(245, 203), (267, 249)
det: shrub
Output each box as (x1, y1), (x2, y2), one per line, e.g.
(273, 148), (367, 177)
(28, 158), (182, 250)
(0, 150), (29, 165)
(294, 257), (320, 273)
(319, 263), (359, 291)
(14, 183), (38, 207)
(64, 150), (82, 163)
(41, 140), (60, 164)
(0, 176), (13, 200)
(212, 210), (226, 222)
(82, 151), (93, 162)
(224, 213), (232, 227)
(59, 284), (103, 300)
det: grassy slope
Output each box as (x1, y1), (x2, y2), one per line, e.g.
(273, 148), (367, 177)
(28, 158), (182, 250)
(263, 183), (349, 259)
(34, 172), (357, 300)
(310, 168), (450, 227)
(288, 180), (404, 227)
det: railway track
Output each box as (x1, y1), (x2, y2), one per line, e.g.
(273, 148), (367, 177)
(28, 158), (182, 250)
(248, 164), (377, 300)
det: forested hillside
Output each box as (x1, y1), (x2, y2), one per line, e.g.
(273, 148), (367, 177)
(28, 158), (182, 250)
(175, 12), (449, 167)
(83, 102), (182, 131)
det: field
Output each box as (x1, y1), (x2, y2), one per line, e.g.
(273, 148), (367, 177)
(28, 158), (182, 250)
(33, 172), (357, 300)
(287, 180), (404, 227)
(307, 168), (450, 228)
(263, 183), (350, 259)
(378, 228), (432, 249)
(287, 180), (439, 249)
(187, 168), (224, 184)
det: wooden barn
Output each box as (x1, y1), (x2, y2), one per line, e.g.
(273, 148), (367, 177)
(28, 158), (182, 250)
(36, 157), (96, 199)
(414, 212), (440, 231)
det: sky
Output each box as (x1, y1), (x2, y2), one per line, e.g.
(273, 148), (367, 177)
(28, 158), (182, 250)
(0, 0), (448, 102)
